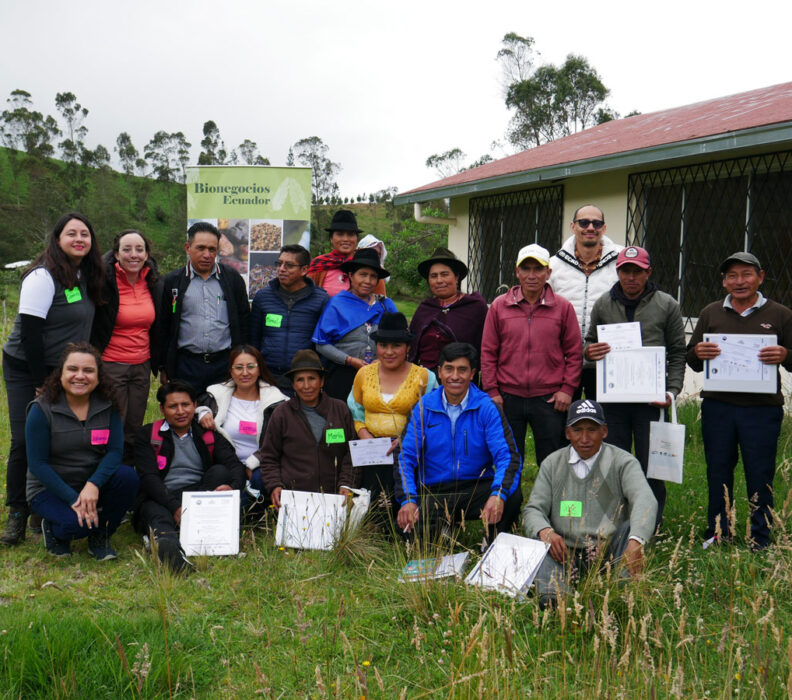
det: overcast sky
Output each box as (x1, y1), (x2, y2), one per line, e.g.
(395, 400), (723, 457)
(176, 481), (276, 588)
(2, 0), (790, 197)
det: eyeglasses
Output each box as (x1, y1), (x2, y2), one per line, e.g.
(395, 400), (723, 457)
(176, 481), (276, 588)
(276, 261), (302, 269)
(574, 218), (605, 230)
(231, 363), (258, 372)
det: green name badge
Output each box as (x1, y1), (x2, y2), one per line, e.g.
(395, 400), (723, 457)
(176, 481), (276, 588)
(64, 287), (82, 303)
(265, 313), (283, 328)
(559, 500), (583, 517)
(325, 428), (345, 444)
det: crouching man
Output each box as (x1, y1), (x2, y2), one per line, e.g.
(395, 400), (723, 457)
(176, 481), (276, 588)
(133, 380), (246, 572)
(523, 399), (657, 607)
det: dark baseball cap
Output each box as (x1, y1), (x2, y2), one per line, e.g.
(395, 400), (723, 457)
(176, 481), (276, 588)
(566, 399), (606, 426)
(719, 252), (762, 274)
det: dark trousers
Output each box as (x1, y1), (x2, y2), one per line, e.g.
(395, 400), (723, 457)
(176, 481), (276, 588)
(502, 392), (565, 466)
(701, 398), (782, 549)
(134, 464), (235, 543)
(362, 459), (398, 529)
(30, 466), (139, 541)
(604, 402), (666, 524)
(411, 478), (523, 542)
(324, 363), (357, 401)
(3, 352), (40, 510)
(573, 367), (597, 401)
(103, 361), (151, 463)
(174, 349), (230, 396)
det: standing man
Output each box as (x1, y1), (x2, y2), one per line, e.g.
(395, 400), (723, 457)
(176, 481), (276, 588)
(687, 252), (792, 551)
(481, 244), (582, 467)
(396, 342), (523, 541)
(160, 222), (250, 395)
(249, 245), (328, 393)
(584, 246), (685, 521)
(549, 205), (623, 399)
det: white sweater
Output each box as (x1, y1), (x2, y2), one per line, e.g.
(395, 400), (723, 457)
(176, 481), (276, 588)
(548, 234), (623, 341)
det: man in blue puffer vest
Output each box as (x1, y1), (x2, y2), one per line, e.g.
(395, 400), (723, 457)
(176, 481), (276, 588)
(396, 342), (523, 541)
(250, 245), (328, 393)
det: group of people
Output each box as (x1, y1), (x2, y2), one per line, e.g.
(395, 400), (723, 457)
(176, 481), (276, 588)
(2, 205), (789, 604)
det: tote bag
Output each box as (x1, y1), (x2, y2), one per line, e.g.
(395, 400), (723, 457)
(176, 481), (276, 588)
(646, 396), (685, 484)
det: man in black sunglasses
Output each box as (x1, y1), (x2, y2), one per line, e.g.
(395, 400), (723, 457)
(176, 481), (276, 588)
(549, 205), (624, 399)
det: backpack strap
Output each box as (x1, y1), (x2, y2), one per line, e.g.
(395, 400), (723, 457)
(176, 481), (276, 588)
(150, 419), (165, 455)
(201, 429), (215, 461)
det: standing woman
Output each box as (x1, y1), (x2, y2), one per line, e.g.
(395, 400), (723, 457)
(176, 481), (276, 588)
(1, 213), (104, 546)
(26, 342), (138, 559)
(347, 313), (438, 525)
(91, 230), (162, 462)
(409, 248), (489, 373)
(312, 248), (398, 400)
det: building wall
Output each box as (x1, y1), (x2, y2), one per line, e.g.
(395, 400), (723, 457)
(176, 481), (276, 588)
(563, 170), (629, 246)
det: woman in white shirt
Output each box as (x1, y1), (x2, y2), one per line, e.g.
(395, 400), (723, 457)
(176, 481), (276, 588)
(198, 345), (287, 499)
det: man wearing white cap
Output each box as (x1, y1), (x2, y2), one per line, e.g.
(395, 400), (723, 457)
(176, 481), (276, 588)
(481, 243), (582, 466)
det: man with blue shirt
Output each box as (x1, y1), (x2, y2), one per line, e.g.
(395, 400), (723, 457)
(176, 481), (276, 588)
(396, 342), (522, 539)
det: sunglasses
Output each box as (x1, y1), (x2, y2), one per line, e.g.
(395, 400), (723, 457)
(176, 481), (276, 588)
(574, 218), (605, 230)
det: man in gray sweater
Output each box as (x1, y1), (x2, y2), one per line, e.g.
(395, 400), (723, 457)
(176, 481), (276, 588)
(523, 399), (657, 608)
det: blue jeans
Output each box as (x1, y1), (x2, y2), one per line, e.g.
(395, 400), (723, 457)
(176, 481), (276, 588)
(701, 398), (783, 549)
(30, 465), (139, 541)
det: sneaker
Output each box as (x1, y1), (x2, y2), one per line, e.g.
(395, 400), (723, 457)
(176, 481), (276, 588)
(42, 519), (71, 558)
(1, 509), (28, 545)
(87, 529), (117, 561)
(156, 538), (193, 574)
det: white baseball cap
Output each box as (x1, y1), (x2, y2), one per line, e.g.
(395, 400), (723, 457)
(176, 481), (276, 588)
(516, 243), (550, 267)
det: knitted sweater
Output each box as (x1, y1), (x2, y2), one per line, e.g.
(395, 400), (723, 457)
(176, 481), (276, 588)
(522, 443), (657, 547)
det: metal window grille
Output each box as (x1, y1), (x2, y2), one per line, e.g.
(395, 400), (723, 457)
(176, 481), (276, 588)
(468, 185), (564, 301)
(626, 149), (792, 330)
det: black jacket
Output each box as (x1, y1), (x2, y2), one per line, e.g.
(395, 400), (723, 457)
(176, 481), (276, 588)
(159, 263), (250, 379)
(91, 259), (163, 374)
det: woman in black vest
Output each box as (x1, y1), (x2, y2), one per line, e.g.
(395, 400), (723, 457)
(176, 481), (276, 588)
(2, 213), (105, 546)
(26, 342), (138, 560)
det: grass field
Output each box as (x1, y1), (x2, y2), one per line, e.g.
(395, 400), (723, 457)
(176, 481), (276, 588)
(2, 325), (792, 697)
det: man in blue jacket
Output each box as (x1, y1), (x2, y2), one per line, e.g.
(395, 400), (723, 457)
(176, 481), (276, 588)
(250, 245), (328, 393)
(396, 342), (523, 540)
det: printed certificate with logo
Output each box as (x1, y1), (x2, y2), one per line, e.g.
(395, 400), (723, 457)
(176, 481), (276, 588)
(596, 346), (666, 403)
(703, 333), (776, 393)
(180, 490), (240, 556)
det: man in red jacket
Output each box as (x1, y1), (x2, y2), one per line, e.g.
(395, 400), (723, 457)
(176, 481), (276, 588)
(481, 244), (582, 467)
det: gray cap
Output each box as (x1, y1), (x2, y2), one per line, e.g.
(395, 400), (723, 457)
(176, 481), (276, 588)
(566, 400), (606, 426)
(719, 251), (762, 274)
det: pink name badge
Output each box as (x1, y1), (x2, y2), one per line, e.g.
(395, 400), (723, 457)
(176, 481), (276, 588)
(156, 455), (167, 470)
(91, 429), (110, 445)
(239, 420), (257, 435)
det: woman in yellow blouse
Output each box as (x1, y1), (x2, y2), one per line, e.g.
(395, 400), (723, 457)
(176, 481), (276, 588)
(348, 312), (437, 528)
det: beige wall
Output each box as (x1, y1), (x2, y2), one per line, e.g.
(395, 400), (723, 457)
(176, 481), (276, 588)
(563, 170), (629, 246)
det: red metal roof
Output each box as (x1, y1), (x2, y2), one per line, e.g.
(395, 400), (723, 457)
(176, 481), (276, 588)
(404, 82), (792, 196)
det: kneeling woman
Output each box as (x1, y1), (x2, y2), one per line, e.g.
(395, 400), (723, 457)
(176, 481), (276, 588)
(26, 342), (139, 560)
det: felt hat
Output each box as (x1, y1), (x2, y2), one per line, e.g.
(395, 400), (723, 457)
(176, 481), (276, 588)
(417, 247), (468, 281)
(339, 248), (389, 279)
(325, 209), (362, 234)
(370, 312), (414, 344)
(285, 349), (326, 377)
(719, 251), (762, 274)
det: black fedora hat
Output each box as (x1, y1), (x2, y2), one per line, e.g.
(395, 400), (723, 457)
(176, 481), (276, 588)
(370, 312), (414, 344)
(285, 349), (326, 377)
(324, 209), (362, 235)
(417, 247), (468, 281)
(339, 248), (389, 279)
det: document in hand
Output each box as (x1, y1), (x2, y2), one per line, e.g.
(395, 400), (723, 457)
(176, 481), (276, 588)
(179, 490), (240, 556)
(703, 333), (776, 393)
(398, 552), (469, 582)
(275, 488), (371, 550)
(464, 532), (549, 598)
(596, 347), (666, 402)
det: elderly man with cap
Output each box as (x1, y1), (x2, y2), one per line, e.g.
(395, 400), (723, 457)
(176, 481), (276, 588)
(584, 245), (685, 523)
(523, 399), (657, 607)
(481, 243), (582, 466)
(687, 252), (792, 550)
(408, 247), (489, 373)
(548, 205), (623, 399)
(254, 349), (359, 509)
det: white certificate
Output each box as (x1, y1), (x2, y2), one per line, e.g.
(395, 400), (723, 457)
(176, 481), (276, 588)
(349, 437), (393, 467)
(596, 346), (666, 402)
(596, 322), (642, 351)
(703, 333), (777, 393)
(465, 533), (549, 598)
(179, 490), (240, 556)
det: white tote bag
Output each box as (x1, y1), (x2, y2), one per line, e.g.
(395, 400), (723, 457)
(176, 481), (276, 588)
(646, 396), (685, 484)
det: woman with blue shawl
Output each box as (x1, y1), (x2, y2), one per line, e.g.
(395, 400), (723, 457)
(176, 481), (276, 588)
(312, 248), (397, 400)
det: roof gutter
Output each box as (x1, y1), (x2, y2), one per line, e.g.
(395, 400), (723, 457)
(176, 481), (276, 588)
(394, 121), (792, 205)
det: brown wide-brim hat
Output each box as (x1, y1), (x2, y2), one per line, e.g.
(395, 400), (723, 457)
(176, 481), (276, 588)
(324, 209), (362, 234)
(339, 248), (389, 279)
(285, 349), (326, 377)
(417, 247), (468, 281)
